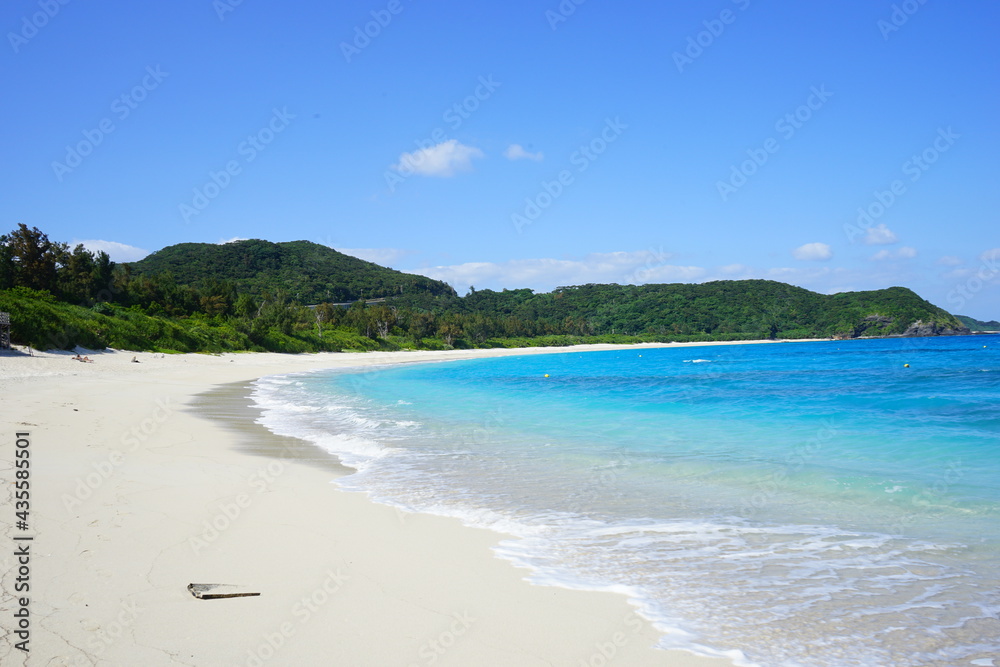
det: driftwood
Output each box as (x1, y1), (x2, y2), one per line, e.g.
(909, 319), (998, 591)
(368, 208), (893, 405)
(187, 583), (260, 600)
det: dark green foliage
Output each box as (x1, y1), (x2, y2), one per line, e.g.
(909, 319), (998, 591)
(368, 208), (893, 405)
(956, 315), (1000, 331)
(0, 288), (404, 353)
(0, 288), (241, 352)
(126, 239), (456, 303)
(0, 234), (15, 291)
(5, 224), (62, 293)
(59, 244), (115, 304)
(389, 280), (967, 340)
(0, 225), (119, 305)
(1, 226), (970, 354)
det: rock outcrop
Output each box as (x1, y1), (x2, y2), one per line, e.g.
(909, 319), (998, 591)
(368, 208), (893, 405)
(900, 319), (971, 337)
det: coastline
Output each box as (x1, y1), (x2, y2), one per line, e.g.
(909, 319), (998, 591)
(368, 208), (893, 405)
(0, 342), (799, 665)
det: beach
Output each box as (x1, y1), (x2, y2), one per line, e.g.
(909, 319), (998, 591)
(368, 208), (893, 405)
(0, 343), (772, 667)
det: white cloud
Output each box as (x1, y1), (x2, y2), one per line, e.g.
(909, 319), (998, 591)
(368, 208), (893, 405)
(980, 248), (1000, 263)
(629, 263), (707, 284)
(406, 252), (949, 305)
(336, 247), (414, 266)
(937, 255), (963, 266)
(871, 246), (917, 261)
(718, 263), (752, 275)
(503, 144), (544, 161)
(792, 242), (833, 261)
(863, 224), (898, 245)
(702, 263), (901, 296)
(70, 239), (149, 262)
(391, 139), (484, 177)
(412, 251), (705, 293)
(217, 236), (249, 244)
(941, 267), (971, 280)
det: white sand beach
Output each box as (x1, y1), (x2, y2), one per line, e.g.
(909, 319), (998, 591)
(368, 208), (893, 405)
(0, 343), (795, 666)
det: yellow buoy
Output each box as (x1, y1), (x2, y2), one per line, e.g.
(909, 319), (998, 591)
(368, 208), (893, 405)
(544, 374), (549, 378)
(903, 364), (910, 368)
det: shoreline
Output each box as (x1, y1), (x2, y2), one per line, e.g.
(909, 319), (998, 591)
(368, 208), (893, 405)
(0, 341), (794, 665)
(192, 379), (740, 666)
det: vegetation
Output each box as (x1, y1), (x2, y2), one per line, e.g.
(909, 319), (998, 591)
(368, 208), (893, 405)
(956, 315), (1000, 331)
(126, 239), (456, 303)
(386, 281), (968, 341)
(0, 286), (404, 353)
(0, 225), (972, 353)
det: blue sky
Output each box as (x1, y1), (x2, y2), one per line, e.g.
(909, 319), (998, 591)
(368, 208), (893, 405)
(2, 0), (998, 318)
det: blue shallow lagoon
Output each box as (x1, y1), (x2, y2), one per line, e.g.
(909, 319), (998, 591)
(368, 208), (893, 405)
(252, 336), (1000, 666)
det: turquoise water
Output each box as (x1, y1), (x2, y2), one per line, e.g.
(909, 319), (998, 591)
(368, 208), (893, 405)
(252, 336), (1000, 666)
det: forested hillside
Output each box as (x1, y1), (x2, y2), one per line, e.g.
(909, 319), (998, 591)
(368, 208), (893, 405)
(957, 315), (1000, 331)
(0, 225), (972, 353)
(387, 281), (969, 340)
(127, 239), (456, 303)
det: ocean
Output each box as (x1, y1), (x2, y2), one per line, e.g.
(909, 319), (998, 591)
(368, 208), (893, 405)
(250, 336), (1000, 666)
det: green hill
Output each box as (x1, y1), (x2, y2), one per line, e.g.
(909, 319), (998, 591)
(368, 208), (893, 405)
(957, 315), (1000, 331)
(0, 286), (390, 353)
(126, 239), (456, 303)
(391, 280), (969, 340)
(1, 225), (972, 353)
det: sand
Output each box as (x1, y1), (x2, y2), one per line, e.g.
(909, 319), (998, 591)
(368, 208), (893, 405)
(0, 343), (787, 666)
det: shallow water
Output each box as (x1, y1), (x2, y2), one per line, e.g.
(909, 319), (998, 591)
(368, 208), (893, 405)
(252, 336), (1000, 666)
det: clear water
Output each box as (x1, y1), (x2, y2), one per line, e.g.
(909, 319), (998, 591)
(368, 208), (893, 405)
(251, 336), (1000, 666)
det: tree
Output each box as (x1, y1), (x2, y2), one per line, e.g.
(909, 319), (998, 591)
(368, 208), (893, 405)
(92, 251), (115, 302)
(199, 295), (228, 317)
(313, 302), (344, 337)
(407, 311), (437, 339)
(0, 234), (14, 290)
(257, 290), (294, 335)
(233, 293), (258, 320)
(368, 305), (396, 339)
(438, 316), (462, 346)
(6, 224), (64, 292)
(345, 300), (370, 337)
(58, 244), (97, 303)
(463, 314), (494, 344)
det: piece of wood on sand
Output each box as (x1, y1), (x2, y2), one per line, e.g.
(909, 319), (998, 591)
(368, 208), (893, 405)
(187, 583), (261, 600)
